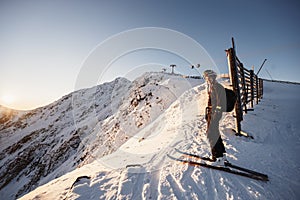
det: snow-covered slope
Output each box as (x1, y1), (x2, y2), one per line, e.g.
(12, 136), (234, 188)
(0, 72), (202, 199)
(19, 79), (300, 199)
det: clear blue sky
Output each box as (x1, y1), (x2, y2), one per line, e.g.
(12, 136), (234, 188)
(1, 0), (299, 110)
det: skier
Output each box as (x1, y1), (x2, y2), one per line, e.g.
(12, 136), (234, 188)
(203, 70), (227, 164)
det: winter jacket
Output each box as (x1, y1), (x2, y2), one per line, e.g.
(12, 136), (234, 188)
(208, 81), (226, 113)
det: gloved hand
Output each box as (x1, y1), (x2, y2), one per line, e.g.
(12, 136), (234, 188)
(205, 107), (211, 121)
(212, 109), (222, 121)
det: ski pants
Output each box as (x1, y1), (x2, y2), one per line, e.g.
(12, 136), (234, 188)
(206, 110), (226, 159)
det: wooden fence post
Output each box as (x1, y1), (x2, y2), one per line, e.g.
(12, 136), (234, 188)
(260, 79), (263, 99)
(240, 63), (248, 113)
(250, 70), (254, 108)
(226, 47), (243, 135)
(255, 75), (259, 104)
(246, 84), (249, 105)
(257, 77), (261, 101)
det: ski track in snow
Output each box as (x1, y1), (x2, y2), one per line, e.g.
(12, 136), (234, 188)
(12, 77), (300, 199)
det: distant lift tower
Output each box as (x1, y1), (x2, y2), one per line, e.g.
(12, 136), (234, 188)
(170, 64), (176, 74)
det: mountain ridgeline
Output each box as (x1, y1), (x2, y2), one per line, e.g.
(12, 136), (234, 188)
(0, 72), (200, 199)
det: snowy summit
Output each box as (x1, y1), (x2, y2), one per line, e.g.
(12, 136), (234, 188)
(0, 72), (300, 200)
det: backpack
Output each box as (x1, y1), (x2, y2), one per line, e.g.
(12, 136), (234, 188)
(225, 88), (237, 112)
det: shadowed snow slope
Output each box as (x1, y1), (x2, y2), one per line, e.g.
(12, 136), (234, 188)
(19, 79), (300, 200)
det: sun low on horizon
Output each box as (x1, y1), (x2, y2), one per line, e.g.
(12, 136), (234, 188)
(0, 94), (16, 106)
(0, 94), (38, 111)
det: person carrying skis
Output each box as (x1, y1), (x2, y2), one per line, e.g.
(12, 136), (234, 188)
(203, 69), (227, 164)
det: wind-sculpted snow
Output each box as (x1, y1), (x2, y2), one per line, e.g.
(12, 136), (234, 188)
(0, 72), (201, 199)
(19, 79), (300, 200)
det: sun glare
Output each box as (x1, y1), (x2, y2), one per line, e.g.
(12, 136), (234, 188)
(1, 95), (15, 105)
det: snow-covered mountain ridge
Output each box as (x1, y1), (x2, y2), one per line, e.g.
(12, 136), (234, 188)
(0, 72), (202, 199)
(19, 78), (300, 200)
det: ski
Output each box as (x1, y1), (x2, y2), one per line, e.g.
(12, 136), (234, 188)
(174, 148), (269, 179)
(224, 162), (268, 179)
(167, 154), (269, 182)
(231, 129), (254, 139)
(175, 148), (215, 161)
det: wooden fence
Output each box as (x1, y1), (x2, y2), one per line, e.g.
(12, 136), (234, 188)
(225, 38), (263, 138)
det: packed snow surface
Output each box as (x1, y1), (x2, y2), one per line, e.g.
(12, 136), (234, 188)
(4, 73), (300, 199)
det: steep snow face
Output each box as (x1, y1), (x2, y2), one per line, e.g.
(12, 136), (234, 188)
(72, 73), (202, 167)
(19, 80), (300, 200)
(0, 72), (202, 199)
